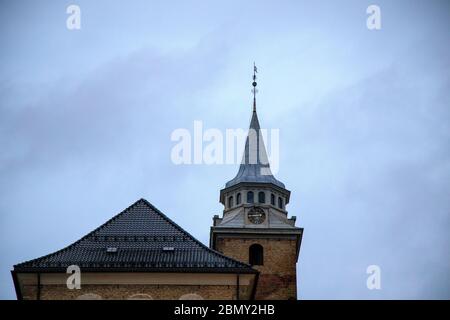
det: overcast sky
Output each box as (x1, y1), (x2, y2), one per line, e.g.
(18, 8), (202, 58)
(1, 0), (449, 299)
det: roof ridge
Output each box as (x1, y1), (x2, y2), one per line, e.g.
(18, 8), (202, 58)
(139, 199), (255, 270)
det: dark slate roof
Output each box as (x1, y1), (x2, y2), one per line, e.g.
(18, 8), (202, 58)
(225, 108), (285, 189)
(14, 199), (256, 274)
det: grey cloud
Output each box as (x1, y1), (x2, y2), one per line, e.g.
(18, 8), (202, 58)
(1, 0), (449, 300)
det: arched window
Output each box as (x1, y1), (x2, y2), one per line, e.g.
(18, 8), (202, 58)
(249, 244), (264, 266)
(247, 191), (254, 203)
(271, 193), (275, 205)
(76, 293), (102, 300)
(278, 197), (283, 209)
(236, 193), (241, 205)
(128, 294), (153, 300)
(179, 293), (204, 300)
(258, 192), (265, 203)
(228, 196), (233, 208)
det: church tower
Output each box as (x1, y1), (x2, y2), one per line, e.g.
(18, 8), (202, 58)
(210, 65), (303, 300)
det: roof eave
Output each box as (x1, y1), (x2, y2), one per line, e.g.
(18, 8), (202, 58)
(219, 182), (291, 203)
(13, 266), (258, 274)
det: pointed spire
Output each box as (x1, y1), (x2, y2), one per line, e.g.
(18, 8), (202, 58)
(252, 62), (258, 112)
(224, 64), (285, 189)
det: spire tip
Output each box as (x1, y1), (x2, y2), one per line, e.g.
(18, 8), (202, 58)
(252, 63), (258, 112)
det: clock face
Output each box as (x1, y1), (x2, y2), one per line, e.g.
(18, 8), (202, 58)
(248, 207), (266, 224)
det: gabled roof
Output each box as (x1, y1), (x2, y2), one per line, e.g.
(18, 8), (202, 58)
(225, 109), (285, 189)
(14, 199), (256, 274)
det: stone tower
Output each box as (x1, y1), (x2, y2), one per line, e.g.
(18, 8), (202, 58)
(210, 66), (303, 300)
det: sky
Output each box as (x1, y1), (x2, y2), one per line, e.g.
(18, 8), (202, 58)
(0, 0), (449, 299)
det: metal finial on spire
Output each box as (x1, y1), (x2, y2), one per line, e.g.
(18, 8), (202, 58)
(252, 62), (258, 112)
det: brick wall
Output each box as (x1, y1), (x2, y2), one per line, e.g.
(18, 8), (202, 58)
(215, 237), (297, 300)
(21, 284), (240, 300)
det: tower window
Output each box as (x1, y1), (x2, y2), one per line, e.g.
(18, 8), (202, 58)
(247, 191), (254, 203)
(236, 193), (241, 205)
(228, 196), (233, 208)
(249, 244), (264, 266)
(258, 191), (265, 203)
(278, 197), (283, 209)
(271, 193), (275, 205)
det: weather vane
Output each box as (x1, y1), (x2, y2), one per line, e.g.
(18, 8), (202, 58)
(252, 62), (258, 111)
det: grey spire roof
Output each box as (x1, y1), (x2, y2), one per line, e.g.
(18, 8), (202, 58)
(225, 109), (285, 189)
(14, 199), (256, 273)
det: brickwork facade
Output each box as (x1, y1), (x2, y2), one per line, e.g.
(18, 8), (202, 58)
(21, 284), (241, 300)
(215, 237), (298, 300)
(15, 272), (256, 300)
